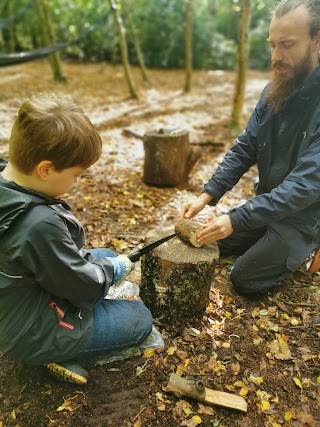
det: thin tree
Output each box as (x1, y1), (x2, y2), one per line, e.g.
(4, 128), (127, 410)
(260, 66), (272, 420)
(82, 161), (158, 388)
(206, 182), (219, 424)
(7, 0), (15, 53)
(34, 0), (67, 82)
(122, 0), (149, 83)
(108, 0), (138, 99)
(184, 0), (193, 93)
(230, 0), (251, 129)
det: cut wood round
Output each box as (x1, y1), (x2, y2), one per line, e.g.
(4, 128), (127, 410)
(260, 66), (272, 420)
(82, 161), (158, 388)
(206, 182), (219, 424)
(143, 128), (200, 186)
(140, 226), (219, 321)
(175, 218), (204, 247)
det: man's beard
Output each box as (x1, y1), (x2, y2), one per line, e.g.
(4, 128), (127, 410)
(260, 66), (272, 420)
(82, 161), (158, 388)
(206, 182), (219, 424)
(265, 49), (314, 113)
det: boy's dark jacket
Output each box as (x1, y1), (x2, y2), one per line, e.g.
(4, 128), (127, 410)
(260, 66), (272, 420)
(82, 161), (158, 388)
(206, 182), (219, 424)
(204, 66), (320, 244)
(0, 166), (114, 365)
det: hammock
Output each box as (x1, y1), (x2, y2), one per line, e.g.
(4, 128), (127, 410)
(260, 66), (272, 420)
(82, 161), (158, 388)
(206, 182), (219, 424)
(0, 43), (67, 66)
(0, 7), (114, 67)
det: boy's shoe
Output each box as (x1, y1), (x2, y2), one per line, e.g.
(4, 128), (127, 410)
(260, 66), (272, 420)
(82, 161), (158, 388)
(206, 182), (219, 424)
(45, 362), (88, 385)
(105, 281), (140, 300)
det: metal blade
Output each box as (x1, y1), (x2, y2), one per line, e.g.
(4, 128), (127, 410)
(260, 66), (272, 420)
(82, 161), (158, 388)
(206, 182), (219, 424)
(127, 232), (180, 262)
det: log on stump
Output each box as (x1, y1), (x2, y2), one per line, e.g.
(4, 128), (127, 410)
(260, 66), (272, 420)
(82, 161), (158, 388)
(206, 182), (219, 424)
(175, 218), (204, 248)
(143, 128), (200, 186)
(140, 227), (219, 320)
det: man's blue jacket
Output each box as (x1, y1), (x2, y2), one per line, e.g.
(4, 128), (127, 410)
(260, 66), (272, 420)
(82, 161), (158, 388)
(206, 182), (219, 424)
(203, 66), (320, 242)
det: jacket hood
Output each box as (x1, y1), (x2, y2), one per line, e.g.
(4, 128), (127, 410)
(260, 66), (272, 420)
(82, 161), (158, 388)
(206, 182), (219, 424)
(0, 159), (68, 235)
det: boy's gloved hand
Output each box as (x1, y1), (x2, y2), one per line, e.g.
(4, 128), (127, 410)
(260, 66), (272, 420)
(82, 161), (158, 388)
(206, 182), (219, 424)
(106, 255), (135, 285)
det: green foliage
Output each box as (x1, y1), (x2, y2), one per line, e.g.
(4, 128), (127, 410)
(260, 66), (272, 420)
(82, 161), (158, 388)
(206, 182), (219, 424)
(1, 0), (274, 70)
(249, 18), (271, 70)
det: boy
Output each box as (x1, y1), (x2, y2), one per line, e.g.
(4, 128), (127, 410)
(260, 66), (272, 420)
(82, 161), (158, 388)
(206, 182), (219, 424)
(0, 94), (153, 384)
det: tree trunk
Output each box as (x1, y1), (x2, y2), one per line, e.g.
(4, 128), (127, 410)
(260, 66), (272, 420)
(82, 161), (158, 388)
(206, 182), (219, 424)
(108, 0), (138, 99)
(143, 128), (200, 186)
(8, 0), (15, 53)
(34, 0), (67, 82)
(184, 0), (193, 93)
(122, 0), (149, 83)
(140, 227), (219, 321)
(230, 0), (251, 129)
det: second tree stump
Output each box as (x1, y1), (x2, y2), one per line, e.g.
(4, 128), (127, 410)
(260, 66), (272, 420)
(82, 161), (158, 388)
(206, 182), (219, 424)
(143, 128), (200, 186)
(140, 227), (219, 321)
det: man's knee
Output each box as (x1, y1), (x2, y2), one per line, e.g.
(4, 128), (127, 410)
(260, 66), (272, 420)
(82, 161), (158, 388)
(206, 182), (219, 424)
(230, 264), (273, 297)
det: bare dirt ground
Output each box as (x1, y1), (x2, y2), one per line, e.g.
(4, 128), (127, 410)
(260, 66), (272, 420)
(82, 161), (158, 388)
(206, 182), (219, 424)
(0, 62), (319, 427)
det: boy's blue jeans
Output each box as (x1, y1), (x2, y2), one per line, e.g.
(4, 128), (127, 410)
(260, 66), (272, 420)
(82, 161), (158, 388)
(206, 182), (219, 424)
(77, 248), (153, 365)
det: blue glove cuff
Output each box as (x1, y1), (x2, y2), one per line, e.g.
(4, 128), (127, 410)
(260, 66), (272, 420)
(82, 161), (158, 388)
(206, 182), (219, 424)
(106, 255), (135, 285)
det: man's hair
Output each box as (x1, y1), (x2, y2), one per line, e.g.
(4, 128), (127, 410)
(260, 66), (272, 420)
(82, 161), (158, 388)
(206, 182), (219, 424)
(9, 93), (102, 174)
(271, 0), (320, 38)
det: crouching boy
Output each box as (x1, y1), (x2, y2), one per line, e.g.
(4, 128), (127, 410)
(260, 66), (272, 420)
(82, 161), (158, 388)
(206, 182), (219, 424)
(0, 94), (153, 384)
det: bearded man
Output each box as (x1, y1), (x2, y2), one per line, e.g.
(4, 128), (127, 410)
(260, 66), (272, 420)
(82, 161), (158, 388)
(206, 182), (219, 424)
(180, 0), (320, 296)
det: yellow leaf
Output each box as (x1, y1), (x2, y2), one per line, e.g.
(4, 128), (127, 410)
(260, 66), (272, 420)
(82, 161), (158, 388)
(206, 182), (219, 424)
(225, 384), (235, 391)
(239, 386), (250, 397)
(258, 399), (270, 411)
(192, 415), (202, 424)
(285, 411), (293, 421)
(176, 365), (185, 376)
(144, 348), (154, 358)
(167, 346), (176, 356)
(268, 324), (279, 332)
(250, 374), (264, 385)
(234, 381), (246, 388)
(184, 407), (193, 416)
(112, 239), (129, 250)
(259, 309), (269, 316)
(317, 376), (320, 384)
(293, 377), (302, 389)
(256, 390), (272, 400)
(253, 337), (264, 345)
(221, 341), (231, 348)
(289, 317), (300, 326)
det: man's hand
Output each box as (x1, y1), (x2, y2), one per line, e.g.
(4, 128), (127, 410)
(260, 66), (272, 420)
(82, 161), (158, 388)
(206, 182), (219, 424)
(196, 214), (233, 245)
(180, 193), (213, 219)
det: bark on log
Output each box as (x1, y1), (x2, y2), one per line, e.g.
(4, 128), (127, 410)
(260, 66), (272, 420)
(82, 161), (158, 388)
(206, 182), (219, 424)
(175, 218), (204, 247)
(167, 373), (248, 413)
(140, 226), (219, 320)
(143, 128), (200, 186)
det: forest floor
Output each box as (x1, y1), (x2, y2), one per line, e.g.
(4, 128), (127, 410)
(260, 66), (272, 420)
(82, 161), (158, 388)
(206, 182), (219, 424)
(0, 62), (319, 427)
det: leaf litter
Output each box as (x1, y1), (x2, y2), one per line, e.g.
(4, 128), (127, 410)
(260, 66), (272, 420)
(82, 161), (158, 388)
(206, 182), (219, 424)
(0, 62), (319, 427)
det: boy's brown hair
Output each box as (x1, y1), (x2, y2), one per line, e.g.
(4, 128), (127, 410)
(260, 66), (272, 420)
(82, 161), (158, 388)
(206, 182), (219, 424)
(9, 94), (102, 174)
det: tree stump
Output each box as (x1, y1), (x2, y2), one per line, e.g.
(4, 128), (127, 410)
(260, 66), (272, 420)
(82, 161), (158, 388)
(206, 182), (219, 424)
(140, 227), (219, 321)
(143, 128), (200, 186)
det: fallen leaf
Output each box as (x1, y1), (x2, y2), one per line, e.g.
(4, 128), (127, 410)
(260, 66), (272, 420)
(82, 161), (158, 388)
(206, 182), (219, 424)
(284, 411), (293, 421)
(292, 377), (302, 389)
(144, 348), (154, 358)
(250, 374), (264, 385)
(267, 335), (292, 360)
(197, 403), (215, 415)
(192, 415), (202, 424)
(257, 399), (270, 411)
(167, 346), (177, 356)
